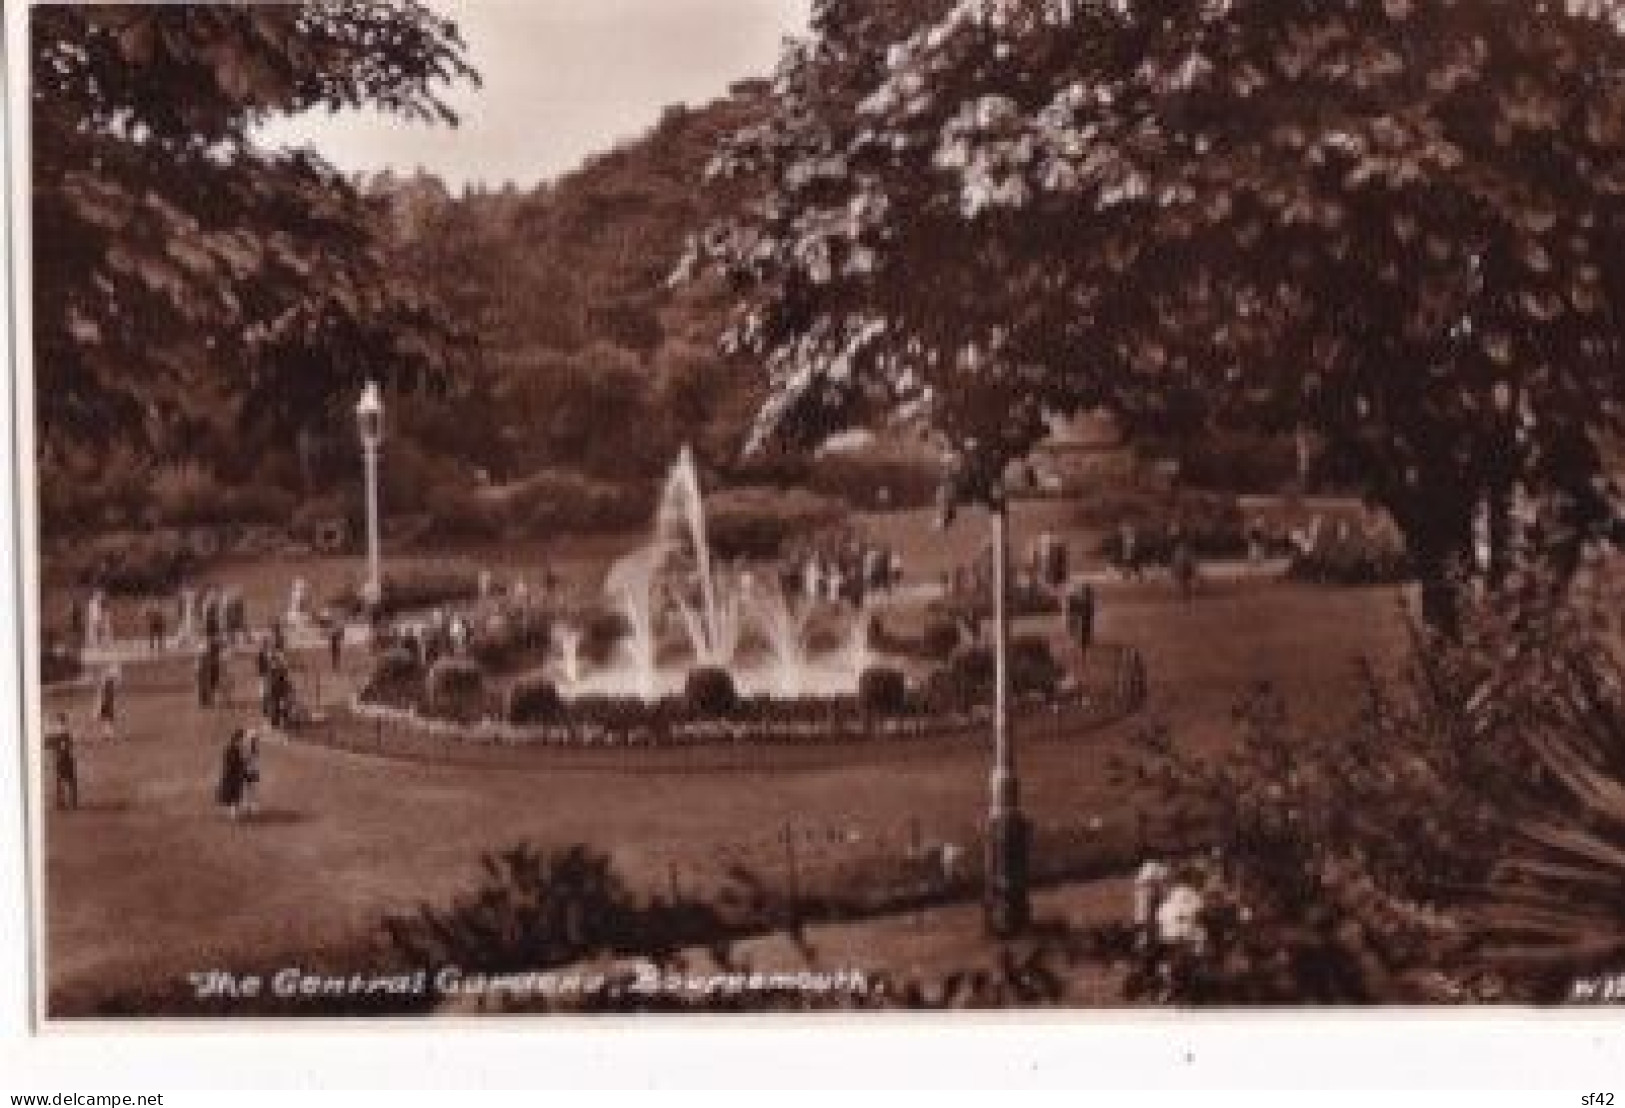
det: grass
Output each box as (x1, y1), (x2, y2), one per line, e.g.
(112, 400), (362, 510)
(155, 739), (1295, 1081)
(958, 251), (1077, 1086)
(37, 520), (1410, 1015)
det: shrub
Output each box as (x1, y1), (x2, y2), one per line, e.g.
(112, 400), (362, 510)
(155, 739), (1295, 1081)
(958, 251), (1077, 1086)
(683, 666), (739, 717)
(1287, 528), (1412, 585)
(72, 530), (196, 595)
(579, 608), (629, 665)
(506, 671), (563, 724)
(422, 481), (504, 543)
(805, 451), (941, 510)
(333, 568), (481, 618)
(1011, 635), (1063, 698)
(383, 845), (734, 989)
(467, 610), (545, 674)
(481, 469), (651, 538)
(361, 647), (422, 711)
(425, 658), (488, 723)
(1100, 568), (1625, 1005)
(704, 487), (847, 560)
(291, 494), (358, 552)
(373, 647), (420, 683)
(858, 667), (909, 715)
(921, 617), (963, 660)
(919, 664), (974, 714)
(943, 636), (1061, 702)
(1169, 430), (1301, 494)
(1093, 491), (1247, 564)
(226, 484), (299, 526)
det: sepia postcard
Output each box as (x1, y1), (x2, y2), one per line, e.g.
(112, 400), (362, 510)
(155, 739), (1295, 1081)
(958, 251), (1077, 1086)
(13, 0), (1625, 1034)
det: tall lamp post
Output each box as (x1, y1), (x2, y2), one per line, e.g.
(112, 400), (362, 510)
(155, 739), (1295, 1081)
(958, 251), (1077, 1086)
(940, 445), (1031, 937)
(356, 380), (385, 611)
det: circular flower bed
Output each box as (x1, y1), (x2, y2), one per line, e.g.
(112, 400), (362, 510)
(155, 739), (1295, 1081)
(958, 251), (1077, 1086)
(350, 654), (1115, 752)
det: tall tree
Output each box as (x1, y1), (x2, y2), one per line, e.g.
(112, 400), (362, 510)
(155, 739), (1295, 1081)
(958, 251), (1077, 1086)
(697, 0), (1625, 630)
(31, 1), (477, 463)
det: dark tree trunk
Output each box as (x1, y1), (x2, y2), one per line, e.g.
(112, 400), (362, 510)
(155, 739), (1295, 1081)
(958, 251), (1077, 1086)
(1386, 485), (1475, 639)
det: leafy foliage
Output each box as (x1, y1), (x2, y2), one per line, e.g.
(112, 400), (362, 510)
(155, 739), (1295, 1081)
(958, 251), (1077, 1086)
(695, 0), (1625, 624)
(1112, 564), (1625, 1002)
(32, 3), (477, 493)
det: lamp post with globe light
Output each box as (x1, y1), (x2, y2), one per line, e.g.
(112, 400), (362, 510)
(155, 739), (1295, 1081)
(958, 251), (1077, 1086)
(938, 441), (1031, 938)
(356, 380), (384, 611)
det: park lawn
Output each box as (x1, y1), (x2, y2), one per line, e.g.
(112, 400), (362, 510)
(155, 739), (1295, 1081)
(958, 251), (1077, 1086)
(39, 560), (1408, 1015)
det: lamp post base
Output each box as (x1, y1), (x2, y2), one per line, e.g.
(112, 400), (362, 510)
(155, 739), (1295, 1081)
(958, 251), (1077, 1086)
(984, 808), (1031, 938)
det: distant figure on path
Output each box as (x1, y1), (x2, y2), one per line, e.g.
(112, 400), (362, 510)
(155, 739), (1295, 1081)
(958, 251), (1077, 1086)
(1118, 523), (1143, 580)
(195, 641), (217, 708)
(145, 601), (166, 652)
(242, 730), (262, 816)
(1065, 582), (1096, 655)
(202, 588), (223, 643)
(264, 650), (295, 730)
(224, 589), (248, 645)
(92, 664), (120, 742)
(46, 713), (77, 811)
(1171, 538), (1198, 602)
(217, 728), (249, 820)
(1041, 534), (1069, 591)
(1246, 518), (1268, 564)
(328, 621), (345, 672)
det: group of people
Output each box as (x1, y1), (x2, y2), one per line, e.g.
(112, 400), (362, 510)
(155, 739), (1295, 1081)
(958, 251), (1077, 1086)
(781, 533), (905, 610)
(1115, 522), (1201, 600)
(253, 630), (304, 729)
(74, 584), (253, 655)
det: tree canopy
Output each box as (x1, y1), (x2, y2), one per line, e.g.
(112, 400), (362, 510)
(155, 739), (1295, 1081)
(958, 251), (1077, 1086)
(31, 1), (478, 459)
(696, 0), (1625, 624)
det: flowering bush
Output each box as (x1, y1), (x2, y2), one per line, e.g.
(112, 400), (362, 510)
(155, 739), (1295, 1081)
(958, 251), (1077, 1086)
(1099, 565), (1625, 1003)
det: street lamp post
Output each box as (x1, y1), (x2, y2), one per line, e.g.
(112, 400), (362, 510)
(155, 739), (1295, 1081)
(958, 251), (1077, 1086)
(940, 446), (1031, 937)
(984, 480), (1030, 937)
(356, 380), (385, 611)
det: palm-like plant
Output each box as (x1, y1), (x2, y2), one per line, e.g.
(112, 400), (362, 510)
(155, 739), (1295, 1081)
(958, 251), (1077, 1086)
(1469, 567), (1625, 988)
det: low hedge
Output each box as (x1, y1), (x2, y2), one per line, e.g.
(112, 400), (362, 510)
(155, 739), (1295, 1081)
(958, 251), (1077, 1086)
(704, 487), (848, 560)
(683, 666), (740, 717)
(333, 568), (482, 618)
(425, 658), (488, 723)
(506, 670), (563, 724)
(857, 666), (909, 715)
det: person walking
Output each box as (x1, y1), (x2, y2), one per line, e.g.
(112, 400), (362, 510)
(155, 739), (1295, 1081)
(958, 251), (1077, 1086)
(1066, 582), (1097, 656)
(195, 642), (214, 708)
(46, 713), (78, 811)
(328, 620), (345, 672)
(1171, 537), (1198, 602)
(216, 728), (249, 820)
(225, 589), (247, 646)
(92, 664), (120, 742)
(145, 601), (166, 653)
(241, 730), (262, 817)
(1119, 522), (1143, 580)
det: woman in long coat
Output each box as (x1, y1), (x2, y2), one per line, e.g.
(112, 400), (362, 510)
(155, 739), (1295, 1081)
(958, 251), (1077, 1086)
(217, 729), (248, 819)
(92, 664), (120, 741)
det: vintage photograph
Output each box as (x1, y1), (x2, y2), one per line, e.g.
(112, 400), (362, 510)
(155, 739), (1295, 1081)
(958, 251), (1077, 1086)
(20, 0), (1625, 1021)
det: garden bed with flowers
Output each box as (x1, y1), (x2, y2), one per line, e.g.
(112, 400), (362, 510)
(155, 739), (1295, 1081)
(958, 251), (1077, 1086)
(339, 640), (1146, 757)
